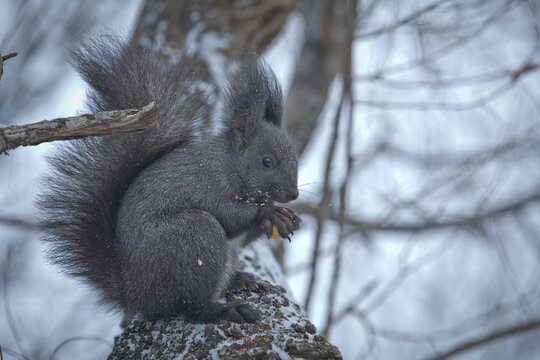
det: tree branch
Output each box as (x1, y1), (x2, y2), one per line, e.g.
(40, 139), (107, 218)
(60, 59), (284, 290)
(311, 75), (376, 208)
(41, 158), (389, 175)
(304, 90), (344, 312)
(324, 0), (356, 337)
(285, 0), (351, 156)
(294, 193), (540, 234)
(427, 318), (540, 360)
(109, 243), (342, 359)
(0, 52), (18, 81)
(354, 0), (448, 39)
(0, 102), (157, 154)
(0, 216), (38, 231)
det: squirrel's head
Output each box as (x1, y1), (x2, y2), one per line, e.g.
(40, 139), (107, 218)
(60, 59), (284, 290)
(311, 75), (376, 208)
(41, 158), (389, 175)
(223, 60), (299, 204)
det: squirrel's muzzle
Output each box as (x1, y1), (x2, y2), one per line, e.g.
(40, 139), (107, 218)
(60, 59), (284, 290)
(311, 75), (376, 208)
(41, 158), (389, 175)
(285, 187), (299, 202)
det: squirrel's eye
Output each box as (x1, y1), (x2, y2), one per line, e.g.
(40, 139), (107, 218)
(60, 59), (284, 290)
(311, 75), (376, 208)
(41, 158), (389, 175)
(262, 156), (273, 168)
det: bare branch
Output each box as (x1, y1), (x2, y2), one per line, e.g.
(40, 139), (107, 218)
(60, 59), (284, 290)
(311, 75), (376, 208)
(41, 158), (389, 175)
(285, 0), (351, 156)
(321, 279), (378, 336)
(0, 216), (37, 231)
(0, 102), (157, 154)
(0, 52), (19, 81)
(1, 53), (18, 61)
(355, 62), (540, 89)
(353, 81), (513, 111)
(303, 91), (345, 312)
(324, 0), (356, 337)
(49, 337), (111, 360)
(427, 318), (540, 360)
(354, 0), (449, 39)
(2, 246), (28, 359)
(354, 0), (519, 81)
(294, 193), (540, 234)
(328, 233), (457, 332)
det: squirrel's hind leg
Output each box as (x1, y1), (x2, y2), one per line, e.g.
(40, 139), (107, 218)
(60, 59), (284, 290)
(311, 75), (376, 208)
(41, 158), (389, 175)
(120, 209), (259, 323)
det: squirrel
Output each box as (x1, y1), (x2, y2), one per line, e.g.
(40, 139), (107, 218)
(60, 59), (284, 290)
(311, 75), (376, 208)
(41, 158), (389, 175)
(38, 36), (301, 324)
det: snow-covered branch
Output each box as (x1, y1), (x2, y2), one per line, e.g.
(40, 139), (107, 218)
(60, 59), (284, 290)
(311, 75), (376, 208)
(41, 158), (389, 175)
(110, 242), (342, 359)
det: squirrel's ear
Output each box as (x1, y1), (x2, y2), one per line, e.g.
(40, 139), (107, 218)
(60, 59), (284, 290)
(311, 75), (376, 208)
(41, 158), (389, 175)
(260, 63), (284, 128)
(230, 124), (251, 152)
(223, 59), (284, 151)
(224, 96), (260, 152)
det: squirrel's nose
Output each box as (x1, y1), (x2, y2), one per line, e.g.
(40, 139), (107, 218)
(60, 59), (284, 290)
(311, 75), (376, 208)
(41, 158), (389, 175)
(287, 187), (299, 201)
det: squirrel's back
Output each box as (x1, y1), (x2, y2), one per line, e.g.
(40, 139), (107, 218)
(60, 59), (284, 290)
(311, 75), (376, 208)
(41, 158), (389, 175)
(38, 36), (206, 308)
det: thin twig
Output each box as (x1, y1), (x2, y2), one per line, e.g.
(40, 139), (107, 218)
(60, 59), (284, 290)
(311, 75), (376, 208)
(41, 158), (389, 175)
(353, 81), (514, 111)
(369, 288), (540, 344)
(354, 0), (449, 39)
(0, 346), (26, 360)
(49, 336), (112, 360)
(304, 87), (345, 312)
(354, 0), (518, 81)
(0, 216), (38, 231)
(1, 53), (18, 61)
(426, 319), (540, 360)
(294, 193), (540, 234)
(0, 52), (19, 81)
(323, 0), (356, 337)
(2, 246), (29, 360)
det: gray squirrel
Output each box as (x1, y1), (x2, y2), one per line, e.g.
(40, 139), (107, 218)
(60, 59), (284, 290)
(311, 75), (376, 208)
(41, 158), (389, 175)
(38, 36), (301, 324)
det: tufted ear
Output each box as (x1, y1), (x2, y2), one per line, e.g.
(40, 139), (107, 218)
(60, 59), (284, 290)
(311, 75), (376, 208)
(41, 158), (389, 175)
(259, 62), (284, 128)
(223, 59), (284, 152)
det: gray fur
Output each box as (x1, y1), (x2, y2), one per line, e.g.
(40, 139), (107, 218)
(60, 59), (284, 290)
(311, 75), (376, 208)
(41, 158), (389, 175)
(38, 36), (300, 323)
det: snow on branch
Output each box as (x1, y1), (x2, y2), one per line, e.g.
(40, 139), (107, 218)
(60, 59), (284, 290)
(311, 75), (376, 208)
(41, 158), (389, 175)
(110, 242), (342, 360)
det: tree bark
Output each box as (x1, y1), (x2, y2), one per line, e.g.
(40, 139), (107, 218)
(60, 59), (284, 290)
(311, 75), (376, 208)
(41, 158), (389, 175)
(284, 0), (350, 156)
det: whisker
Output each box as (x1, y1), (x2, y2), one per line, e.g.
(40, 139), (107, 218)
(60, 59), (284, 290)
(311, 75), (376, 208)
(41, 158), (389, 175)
(298, 182), (322, 187)
(299, 189), (320, 197)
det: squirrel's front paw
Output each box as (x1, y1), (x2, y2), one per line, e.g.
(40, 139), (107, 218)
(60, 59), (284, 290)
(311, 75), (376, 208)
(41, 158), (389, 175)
(259, 205), (301, 241)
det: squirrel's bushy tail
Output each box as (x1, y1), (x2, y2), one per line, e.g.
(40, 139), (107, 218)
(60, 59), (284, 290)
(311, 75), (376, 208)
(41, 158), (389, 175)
(38, 36), (206, 308)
